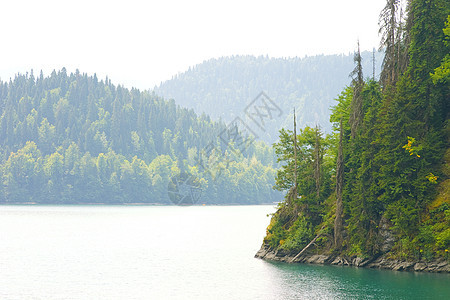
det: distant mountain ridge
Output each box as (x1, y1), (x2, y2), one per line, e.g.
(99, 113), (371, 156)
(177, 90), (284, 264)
(154, 52), (383, 142)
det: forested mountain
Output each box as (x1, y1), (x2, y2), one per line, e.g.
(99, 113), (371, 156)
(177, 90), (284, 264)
(154, 52), (383, 142)
(0, 70), (281, 204)
(257, 1), (449, 266)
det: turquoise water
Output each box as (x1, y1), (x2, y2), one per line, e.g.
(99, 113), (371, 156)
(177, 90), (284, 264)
(265, 261), (450, 299)
(0, 205), (448, 299)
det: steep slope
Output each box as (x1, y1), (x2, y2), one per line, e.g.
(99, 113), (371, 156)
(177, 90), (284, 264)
(255, 1), (450, 272)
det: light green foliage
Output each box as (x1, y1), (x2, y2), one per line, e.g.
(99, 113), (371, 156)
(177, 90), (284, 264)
(265, 215), (287, 249)
(38, 118), (56, 154)
(264, 125), (334, 250)
(280, 216), (313, 252)
(329, 86), (352, 131)
(0, 70), (281, 204)
(431, 15), (450, 84)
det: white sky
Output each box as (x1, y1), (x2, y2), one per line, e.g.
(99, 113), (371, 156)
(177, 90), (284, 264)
(0, 0), (386, 90)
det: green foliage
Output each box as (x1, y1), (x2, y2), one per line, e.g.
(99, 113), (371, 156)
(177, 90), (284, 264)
(265, 215), (287, 249)
(329, 86), (352, 130)
(280, 216), (313, 252)
(262, 1), (450, 260)
(436, 226), (450, 250)
(0, 70), (281, 204)
(273, 125), (334, 225)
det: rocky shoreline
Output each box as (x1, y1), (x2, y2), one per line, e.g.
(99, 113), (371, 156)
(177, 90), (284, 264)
(255, 245), (450, 273)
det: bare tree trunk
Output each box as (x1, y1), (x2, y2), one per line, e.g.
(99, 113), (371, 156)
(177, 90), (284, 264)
(314, 125), (321, 199)
(349, 41), (364, 138)
(290, 224), (326, 262)
(293, 108), (298, 199)
(372, 48), (376, 80)
(334, 119), (344, 249)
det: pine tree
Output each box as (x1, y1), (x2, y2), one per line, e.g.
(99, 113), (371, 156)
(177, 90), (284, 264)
(379, 0), (401, 86)
(349, 41), (364, 138)
(378, 0), (449, 241)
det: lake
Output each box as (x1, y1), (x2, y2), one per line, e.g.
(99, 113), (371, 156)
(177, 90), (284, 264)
(0, 205), (448, 299)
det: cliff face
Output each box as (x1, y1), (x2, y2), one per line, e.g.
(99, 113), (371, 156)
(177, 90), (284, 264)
(255, 244), (450, 273)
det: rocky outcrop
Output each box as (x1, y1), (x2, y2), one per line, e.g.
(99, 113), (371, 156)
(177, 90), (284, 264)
(255, 244), (450, 273)
(378, 216), (397, 253)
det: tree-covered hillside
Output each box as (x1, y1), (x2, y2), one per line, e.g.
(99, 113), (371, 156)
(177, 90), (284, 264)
(260, 0), (449, 263)
(0, 70), (281, 204)
(154, 52), (383, 142)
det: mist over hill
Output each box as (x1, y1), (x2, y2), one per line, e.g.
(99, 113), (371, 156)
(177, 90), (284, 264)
(154, 52), (383, 142)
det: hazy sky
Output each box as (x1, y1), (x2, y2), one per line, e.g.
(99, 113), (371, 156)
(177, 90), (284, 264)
(1, 0), (386, 90)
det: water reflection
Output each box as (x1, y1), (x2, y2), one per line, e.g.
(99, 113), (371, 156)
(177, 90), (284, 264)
(262, 260), (450, 299)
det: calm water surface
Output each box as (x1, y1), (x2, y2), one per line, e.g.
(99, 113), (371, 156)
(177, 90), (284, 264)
(0, 205), (448, 299)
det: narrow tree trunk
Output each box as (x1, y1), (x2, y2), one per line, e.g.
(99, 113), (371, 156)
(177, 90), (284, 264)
(334, 119), (344, 249)
(290, 224), (326, 262)
(349, 40), (364, 138)
(293, 108), (298, 199)
(314, 125), (321, 199)
(372, 48), (376, 81)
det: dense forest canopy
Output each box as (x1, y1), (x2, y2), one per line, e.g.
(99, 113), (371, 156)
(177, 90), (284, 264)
(0, 70), (281, 204)
(154, 52), (384, 142)
(263, 0), (449, 262)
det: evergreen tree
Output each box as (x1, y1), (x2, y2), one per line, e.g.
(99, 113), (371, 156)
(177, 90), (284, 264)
(349, 41), (365, 138)
(260, 0), (450, 260)
(379, 0), (402, 86)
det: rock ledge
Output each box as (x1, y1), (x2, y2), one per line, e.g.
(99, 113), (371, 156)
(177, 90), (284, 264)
(255, 245), (450, 273)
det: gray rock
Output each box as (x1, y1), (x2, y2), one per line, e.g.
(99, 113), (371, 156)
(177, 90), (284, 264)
(255, 245), (449, 273)
(331, 257), (343, 265)
(414, 262), (426, 271)
(353, 257), (371, 267)
(378, 216), (396, 253)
